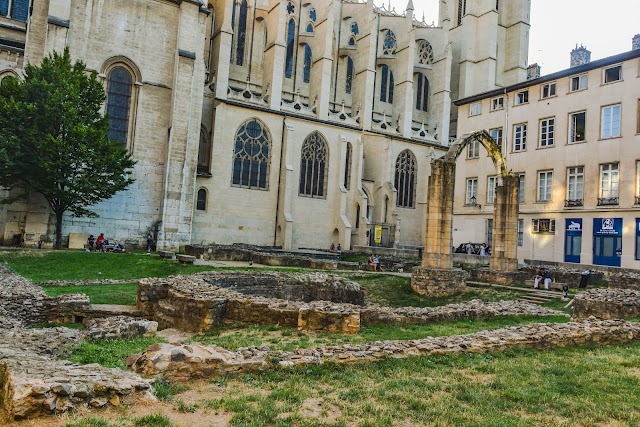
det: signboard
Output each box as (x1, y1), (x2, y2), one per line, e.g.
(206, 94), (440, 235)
(593, 218), (622, 236)
(566, 219), (582, 232)
(374, 225), (383, 244)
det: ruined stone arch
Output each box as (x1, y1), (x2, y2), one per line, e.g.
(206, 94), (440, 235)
(443, 130), (507, 177)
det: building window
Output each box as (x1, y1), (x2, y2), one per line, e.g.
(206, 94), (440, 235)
(541, 82), (556, 99)
(514, 90), (528, 105)
(513, 123), (527, 152)
(539, 117), (555, 147)
(566, 166), (584, 206)
(491, 97), (504, 111)
(351, 22), (359, 36)
(106, 66), (133, 146)
(355, 204), (361, 229)
(570, 74), (587, 91)
(636, 161), (640, 205)
(457, 0), (467, 26)
(394, 150), (417, 208)
(569, 111), (586, 143)
(467, 139), (479, 158)
(302, 44), (312, 83)
(196, 189), (207, 211)
(382, 30), (397, 55)
(601, 104), (621, 139)
(235, 0), (248, 66)
(466, 178), (478, 205)
(344, 142), (352, 190)
(380, 64), (394, 103)
(517, 219), (524, 246)
(490, 128), (503, 151)
(306, 22), (314, 33)
(1, 0), (29, 21)
(537, 170), (553, 202)
(487, 219), (493, 247)
(487, 176), (497, 204)
(469, 102), (481, 116)
(416, 40), (434, 65)
(197, 125), (212, 175)
(232, 119), (271, 190)
(285, 18), (296, 79)
(345, 56), (354, 94)
(533, 219), (556, 233)
(518, 173), (525, 203)
(415, 73), (429, 112)
(299, 132), (328, 198)
(604, 65), (622, 84)
(599, 163), (619, 205)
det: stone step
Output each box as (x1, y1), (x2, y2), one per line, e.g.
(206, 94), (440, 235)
(90, 304), (141, 318)
(518, 294), (553, 303)
(468, 281), (561, 298)
(516, 296), (552, 305)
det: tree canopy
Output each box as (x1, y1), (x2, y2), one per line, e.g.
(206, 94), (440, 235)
(0, 49), (135, 248)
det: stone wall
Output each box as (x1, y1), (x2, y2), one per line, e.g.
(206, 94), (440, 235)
(130, 319), (640, 382)
(573, 289), (640, 321)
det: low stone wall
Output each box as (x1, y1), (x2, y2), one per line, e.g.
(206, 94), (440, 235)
(453, 253), (490, 267)
(411, 267), (467, 297)
(0, 265), (50, 326)
(466, 269), (531, 286)
(573, 288), (640, 320)
(352, 245), (420, 259)
(130, 319), (640, 382)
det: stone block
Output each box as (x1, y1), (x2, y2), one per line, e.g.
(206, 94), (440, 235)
(158, 250), (175, 259)
(298, 304), (360, 334)
(68, 233), (89, 250)
(411, 267), (468, 297)
(176, 254), (195, 264)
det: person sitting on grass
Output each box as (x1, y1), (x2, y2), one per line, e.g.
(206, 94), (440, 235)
(368, 254), (378, 271)
(373, 255), (383, 272)
(95, 233), (105, 251)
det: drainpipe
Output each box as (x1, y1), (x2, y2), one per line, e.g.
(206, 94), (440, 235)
(247, 0), (258, 79)
(503, 87), (508, 161)
(273, 115), (288, 247)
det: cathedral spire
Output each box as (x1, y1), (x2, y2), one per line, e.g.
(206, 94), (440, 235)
(406, 0), (414, 11)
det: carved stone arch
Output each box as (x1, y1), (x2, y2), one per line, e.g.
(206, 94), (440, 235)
(0, 69), (21, 82)
(100, 56), (142, 82)
(444, 130), (507, 177)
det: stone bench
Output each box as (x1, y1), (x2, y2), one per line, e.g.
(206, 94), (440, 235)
(158, 250), (175, 260)
(524, 279), (568, 291)
(176, 254), (196, 264)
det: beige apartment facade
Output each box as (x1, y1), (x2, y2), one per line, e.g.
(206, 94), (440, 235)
(0, 0), (530, 251)
(453, 43), (640, 269)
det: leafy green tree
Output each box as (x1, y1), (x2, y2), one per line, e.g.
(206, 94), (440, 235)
(0, 49), (135, 249)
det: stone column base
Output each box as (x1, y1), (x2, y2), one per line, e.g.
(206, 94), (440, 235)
(411, 267), (468, 297)
(489, 257), (519, 273)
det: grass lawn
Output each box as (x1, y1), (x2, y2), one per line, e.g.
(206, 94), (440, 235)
(42, 283), (139, 305)
(0, 249), (217, 282)
(68, 337), (163, 370)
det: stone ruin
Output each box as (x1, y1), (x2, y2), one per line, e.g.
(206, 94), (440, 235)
(573, 288), (640, 321)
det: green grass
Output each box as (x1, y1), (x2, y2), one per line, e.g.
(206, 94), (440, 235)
(132, 415), (175, 427)
(64, 415), (175, 427)
(68, 337), (162, 369)
(199, 342), (640, 426)
(153, 378), (189, 402)
(350, 274), (525, 307)
(42, 283), (139, 305)
(0, 249), (218, 282)
(192, 315), (569, 351)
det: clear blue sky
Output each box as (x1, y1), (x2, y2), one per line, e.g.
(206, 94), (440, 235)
(388, 0), (639, 74)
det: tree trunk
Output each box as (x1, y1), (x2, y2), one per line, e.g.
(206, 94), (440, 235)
(54, 209), (64, 250)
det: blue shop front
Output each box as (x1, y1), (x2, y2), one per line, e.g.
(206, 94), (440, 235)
(592, 218), (622, 267)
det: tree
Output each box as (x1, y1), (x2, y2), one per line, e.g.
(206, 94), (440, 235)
(0, 49), (135, 249)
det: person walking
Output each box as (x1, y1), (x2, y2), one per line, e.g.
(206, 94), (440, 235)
(146, 233), (154, 253)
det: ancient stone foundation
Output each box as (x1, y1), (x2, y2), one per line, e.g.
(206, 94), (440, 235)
(573, 288), (640, 320)
(411, 267), (468, 297)
(130, 319), (640, 382)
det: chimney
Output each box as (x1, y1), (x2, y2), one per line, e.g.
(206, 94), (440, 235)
(527, 63), (541, 80)
(570, 44), (591, 67)
(633, 34), (640, 50)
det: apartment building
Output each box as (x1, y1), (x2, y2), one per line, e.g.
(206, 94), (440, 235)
(453, 39), (640, 268)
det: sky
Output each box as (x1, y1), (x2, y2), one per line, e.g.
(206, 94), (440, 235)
(387, 0), (639, 74)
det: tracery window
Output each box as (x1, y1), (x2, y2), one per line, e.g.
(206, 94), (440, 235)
(351, 22), (359, 36)
(285, 18), (296, 78)
(106, 66), (133, 146)
(309, 8), (316, 22)
(415, 73), (429, 112)
(235, 0), (248, 66)
(345, 56), (354, 94)
(303, 45), (312, 83)
(380, 64), (394, 103)
(299, 132), (328, 198)
(394, 150), (416, 208)
(232, 119), (271, 190)
(417, 40), (434, 65)
(286, 1), (295, 14)
(382, 30), (397, 55)
(348, 36), (356, 46)
(196, 189), (207, 211)
(306, 22), (314, 33)
(197, 125), (212, 175)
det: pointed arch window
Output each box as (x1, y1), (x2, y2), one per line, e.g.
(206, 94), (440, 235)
(196, 189), (207, 211)
(382, 30), (397, 55)
(306, 22), (314, 33)
(348, 36), (356, 46)
(235, 0), (248, 66)
(345, 56), (354, 94)
(303, 44), (312, 83)
(299, 132), (328, 198)
(380, 64), (394, 103)
(197, 125), (212, 175)
(417, 40), (434, 65)
(106, 66), (133, 146)
(415, 73), (429, 112)
(232, 119), (271, 189)
(344, 142), (352, 190)
(355, 203), (361, 229)
(285, 18), (296, 78)
(395, 150), (417, 208)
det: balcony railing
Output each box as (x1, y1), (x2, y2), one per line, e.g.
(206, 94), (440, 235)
(597, 197), (619, 206)
(636, 196), (640, 205)
(565, 199), (583, 207)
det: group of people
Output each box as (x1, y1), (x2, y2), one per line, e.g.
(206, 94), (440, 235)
(533, 267), (552, 290)
(86, 233), (125, 253)
(329, 243), (343, 254)
(455, 242), (490, 256)
(368, 254), (383, 271)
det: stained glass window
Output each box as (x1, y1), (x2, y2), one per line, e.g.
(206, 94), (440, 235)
(299, 132), (328, 198)
(345, 56), (353, 94)
(236, 0), (248, 66)
(287, 1), (294, 14)
(303, 45), (312, 83)
(232, 119), (271, 189)
(106, 67), (133, 145)
(309, 8), (316, 22)
(415, 73), (429, 112)
(417, 40), (434, 65)
(9, 0), (29, 22)
(382, 30), (397, 55)
(395, 150), (417, 208)
(351, 22), (359, 35)
(306, 22), (314, 33)
(348, 36), (356, 46)
(285, 18), (296, 78)
(196, 189), (207, 211)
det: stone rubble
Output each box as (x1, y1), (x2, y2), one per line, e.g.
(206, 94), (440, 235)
(85, 316), (158, 340)
(130, 319), (640, 382)
(573, 288), (640, 320)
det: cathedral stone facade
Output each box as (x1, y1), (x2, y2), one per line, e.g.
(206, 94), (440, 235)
(0, 0), (530, 251)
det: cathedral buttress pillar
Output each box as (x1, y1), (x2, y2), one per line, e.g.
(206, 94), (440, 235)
(262, 0), (286, 110)
(211, 0), (234, 100)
